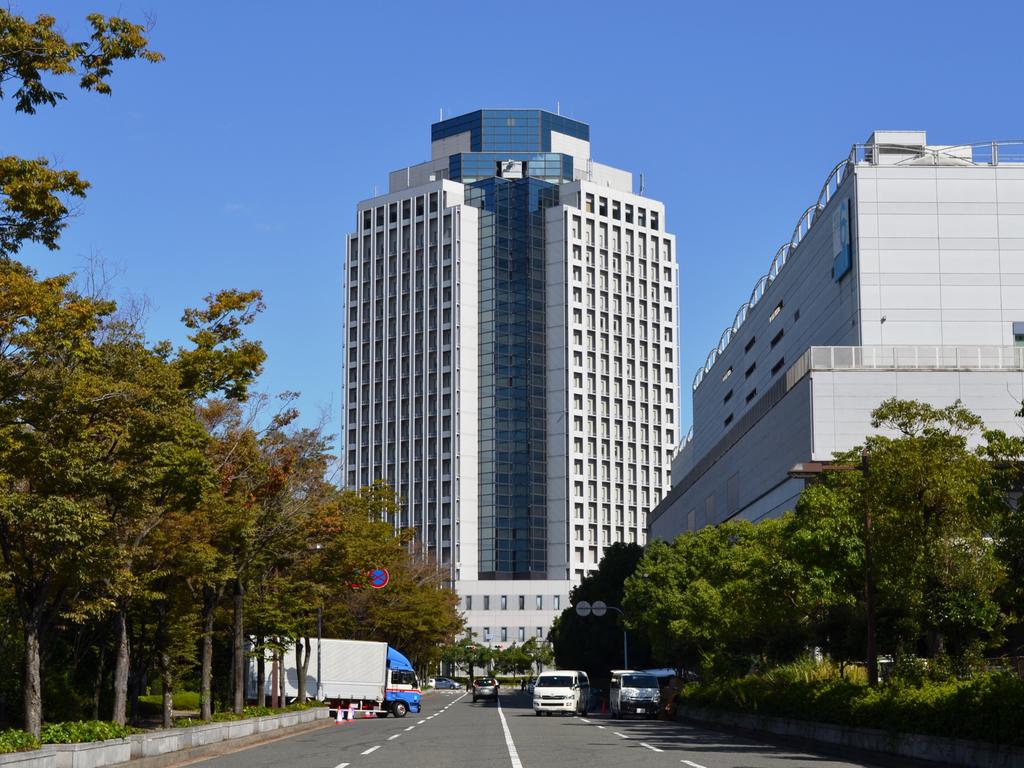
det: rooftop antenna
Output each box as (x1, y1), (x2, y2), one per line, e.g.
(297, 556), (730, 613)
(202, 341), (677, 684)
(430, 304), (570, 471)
(439, 107), (443, 121)
(556, 100), (560, 115)
(639, 172), (645, 195)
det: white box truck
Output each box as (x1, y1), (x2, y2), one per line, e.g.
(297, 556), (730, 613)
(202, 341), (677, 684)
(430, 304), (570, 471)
(247, 638), (421, 718)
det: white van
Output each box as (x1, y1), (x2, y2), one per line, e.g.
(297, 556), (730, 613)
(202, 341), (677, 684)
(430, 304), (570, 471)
(609, 669), (660, 719)
(532, 670), (590, 716)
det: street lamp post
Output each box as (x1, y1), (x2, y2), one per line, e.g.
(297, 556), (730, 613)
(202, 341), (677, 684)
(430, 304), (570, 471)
(789, 450), (878, 686)
(575, 600), (629, 668)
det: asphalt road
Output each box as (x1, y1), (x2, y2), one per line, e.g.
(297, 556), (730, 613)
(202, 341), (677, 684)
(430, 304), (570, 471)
(188, 689), (898, 768)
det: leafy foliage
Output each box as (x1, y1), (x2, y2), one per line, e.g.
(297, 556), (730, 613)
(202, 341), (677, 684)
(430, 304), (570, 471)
(679, 669), (1024, 746)
(39, 720), (139, 743)
(0, 728), (39, 753)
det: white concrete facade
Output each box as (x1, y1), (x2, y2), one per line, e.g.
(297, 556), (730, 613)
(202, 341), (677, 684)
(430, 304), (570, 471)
(651, 132), (1024, 540)
(344, 111), (679, 647)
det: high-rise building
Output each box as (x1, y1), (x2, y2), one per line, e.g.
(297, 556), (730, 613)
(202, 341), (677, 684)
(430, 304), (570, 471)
(651, 131), (1024, 540)
(343, 109), (679, 642)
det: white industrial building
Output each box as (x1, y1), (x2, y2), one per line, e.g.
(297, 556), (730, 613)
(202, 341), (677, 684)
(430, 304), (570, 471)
(343, 110), (679, 644)
(651, 131), (1024, 540)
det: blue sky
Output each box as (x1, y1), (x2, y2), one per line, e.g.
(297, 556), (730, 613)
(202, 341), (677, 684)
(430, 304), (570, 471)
(8, 0), (1024, 441)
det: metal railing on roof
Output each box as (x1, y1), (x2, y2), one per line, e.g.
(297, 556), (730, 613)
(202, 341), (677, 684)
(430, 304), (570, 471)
(798, 345), (1024, 372)
(692, 157), (852, 391)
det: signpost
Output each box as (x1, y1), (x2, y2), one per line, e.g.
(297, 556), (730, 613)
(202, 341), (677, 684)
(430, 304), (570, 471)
(574, 600), (592, 617)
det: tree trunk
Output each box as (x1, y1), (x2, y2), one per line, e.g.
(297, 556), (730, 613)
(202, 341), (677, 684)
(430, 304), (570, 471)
(277, 642), (286, 705)
(91, 645), (106, 721)
(298, 637), (311, 703)
(232, 578), (244, 713)
(270, 652), (278, 709)
(23, 618), (42, 739)
(200, 589), (217, 721)
(111, 609), (129, 726)
(256, 636), (266, 708)
(160, 651), (173, 729)
(295, 641), (306, 704)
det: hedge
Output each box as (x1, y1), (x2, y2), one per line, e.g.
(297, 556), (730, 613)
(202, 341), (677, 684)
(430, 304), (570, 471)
(40, 720), (140, 743)
(136, 691), (201, 715)
(678, 672), (1024, 746)
(0, 729), (39, 754)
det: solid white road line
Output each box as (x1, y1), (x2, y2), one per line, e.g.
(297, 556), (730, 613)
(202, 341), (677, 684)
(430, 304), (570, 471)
(388, 734), (400, 740)
(361, 746), (380, 755)
(495, 694), (524, 768)
(613, 731), (629, 739)
(640, 743), (663, 752)
(681, 761), (707, 768)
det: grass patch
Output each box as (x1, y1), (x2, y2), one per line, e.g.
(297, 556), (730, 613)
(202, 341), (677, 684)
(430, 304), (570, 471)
(137, 691), (201, 716)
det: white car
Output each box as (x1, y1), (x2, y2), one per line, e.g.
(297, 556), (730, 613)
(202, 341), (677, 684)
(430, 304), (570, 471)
(532, 670), (590, 716)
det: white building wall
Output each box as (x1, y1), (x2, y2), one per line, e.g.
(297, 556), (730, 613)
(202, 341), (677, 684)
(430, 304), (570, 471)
(455, 203), (480, 580)
(856, 164), (1024, 347)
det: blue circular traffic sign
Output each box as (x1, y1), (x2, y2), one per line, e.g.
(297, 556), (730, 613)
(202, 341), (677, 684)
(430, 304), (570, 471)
(369, 568), (390, 589)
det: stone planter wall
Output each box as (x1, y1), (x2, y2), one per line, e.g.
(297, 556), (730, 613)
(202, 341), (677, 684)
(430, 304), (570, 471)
(675, 705), (1024, 768)
(0, 708), (330, 768)
(0, 748), (56, 768)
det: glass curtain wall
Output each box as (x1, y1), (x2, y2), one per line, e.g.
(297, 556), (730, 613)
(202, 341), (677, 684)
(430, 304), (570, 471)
(466, 177), (558, 578)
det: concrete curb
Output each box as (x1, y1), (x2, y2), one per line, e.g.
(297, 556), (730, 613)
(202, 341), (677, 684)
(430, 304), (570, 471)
(0, 708), (331, 768)
(674, 705), (1024, 768)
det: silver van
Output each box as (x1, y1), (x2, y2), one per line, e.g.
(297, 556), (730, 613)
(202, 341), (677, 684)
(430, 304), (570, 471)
(609, 669), (660, 719)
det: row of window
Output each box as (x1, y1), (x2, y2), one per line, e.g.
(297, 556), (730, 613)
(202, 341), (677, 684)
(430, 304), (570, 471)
(582, 193), (661, 230)
(466, 594), (561, 611)
(478, 626), (546, 643)
(359, 192), (443, 229)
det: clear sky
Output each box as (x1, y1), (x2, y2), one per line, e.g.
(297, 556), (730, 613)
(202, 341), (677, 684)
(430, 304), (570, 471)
(8, 0), (1024, 443)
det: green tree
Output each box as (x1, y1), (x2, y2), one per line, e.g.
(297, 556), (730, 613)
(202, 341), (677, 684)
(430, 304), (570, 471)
(0, 8), (162, 258)
(550, 542), (649, 677)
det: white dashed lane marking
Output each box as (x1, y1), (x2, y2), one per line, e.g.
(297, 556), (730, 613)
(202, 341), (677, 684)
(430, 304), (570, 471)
(681, 761), (707, 768)
(404, 725), (415, 731)
(361, 745), (380, 755)
(388, 734), (400, 740)
(613, 731), (629, 739)
(641, 742), (663, 752)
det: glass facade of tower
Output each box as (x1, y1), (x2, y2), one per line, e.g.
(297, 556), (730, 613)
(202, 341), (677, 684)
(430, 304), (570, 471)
(431, 109), (589, 152)
(465, 177), (559, 579)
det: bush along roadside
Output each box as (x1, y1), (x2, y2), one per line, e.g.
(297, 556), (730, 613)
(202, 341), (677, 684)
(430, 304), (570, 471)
(678, 671), (1024, 747)
(136, 691), (202, 716)
(0, 729), (40, 754)
(174, 701), (323, 728)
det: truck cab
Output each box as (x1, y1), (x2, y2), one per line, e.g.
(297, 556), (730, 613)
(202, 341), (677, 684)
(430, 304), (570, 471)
(384, 647), (421, 717)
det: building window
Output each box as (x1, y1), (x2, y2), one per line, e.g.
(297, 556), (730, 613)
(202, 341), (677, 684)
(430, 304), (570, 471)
(770, 329), (784, 348)
(722, 366), (733, 381)
(744, 336), (756, 353)
(536, 627), (544, 638)
(466, 595), (473, 610)
(500, 595), (507, 610)
(1015, 323), (1024, 346)
(794, 309), (801, 322)
(771, 357), (785, 376)
(745, 388), (757, 403)
(723, 389), (733, 404)
(724, 413), (733, 427)
(745, 362), (756, 379)
(518, 627), (525, 642)
(553, 595), (561, 610)
(483, 627), (491, 642)
(769, 300), (783, 322)
(483, 596), (490, 611)
(501, 627), (508, 642)
(518, 595), (525, 610)
(536, 595), (543, 610)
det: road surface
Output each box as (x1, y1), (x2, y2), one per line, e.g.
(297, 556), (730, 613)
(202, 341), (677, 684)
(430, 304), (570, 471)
(189, 689), (905, 768)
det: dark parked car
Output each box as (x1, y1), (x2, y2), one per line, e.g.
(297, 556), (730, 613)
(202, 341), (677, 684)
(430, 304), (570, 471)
(433, 677), (459, 689)
(472, 677), (499, 702)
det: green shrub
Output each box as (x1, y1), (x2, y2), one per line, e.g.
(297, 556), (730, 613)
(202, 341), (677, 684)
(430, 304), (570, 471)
(40, 720), (140, 744)
(136, 691), (201, 716)
(678, 671), (1024, 746)
(0, 729), (40, 753)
